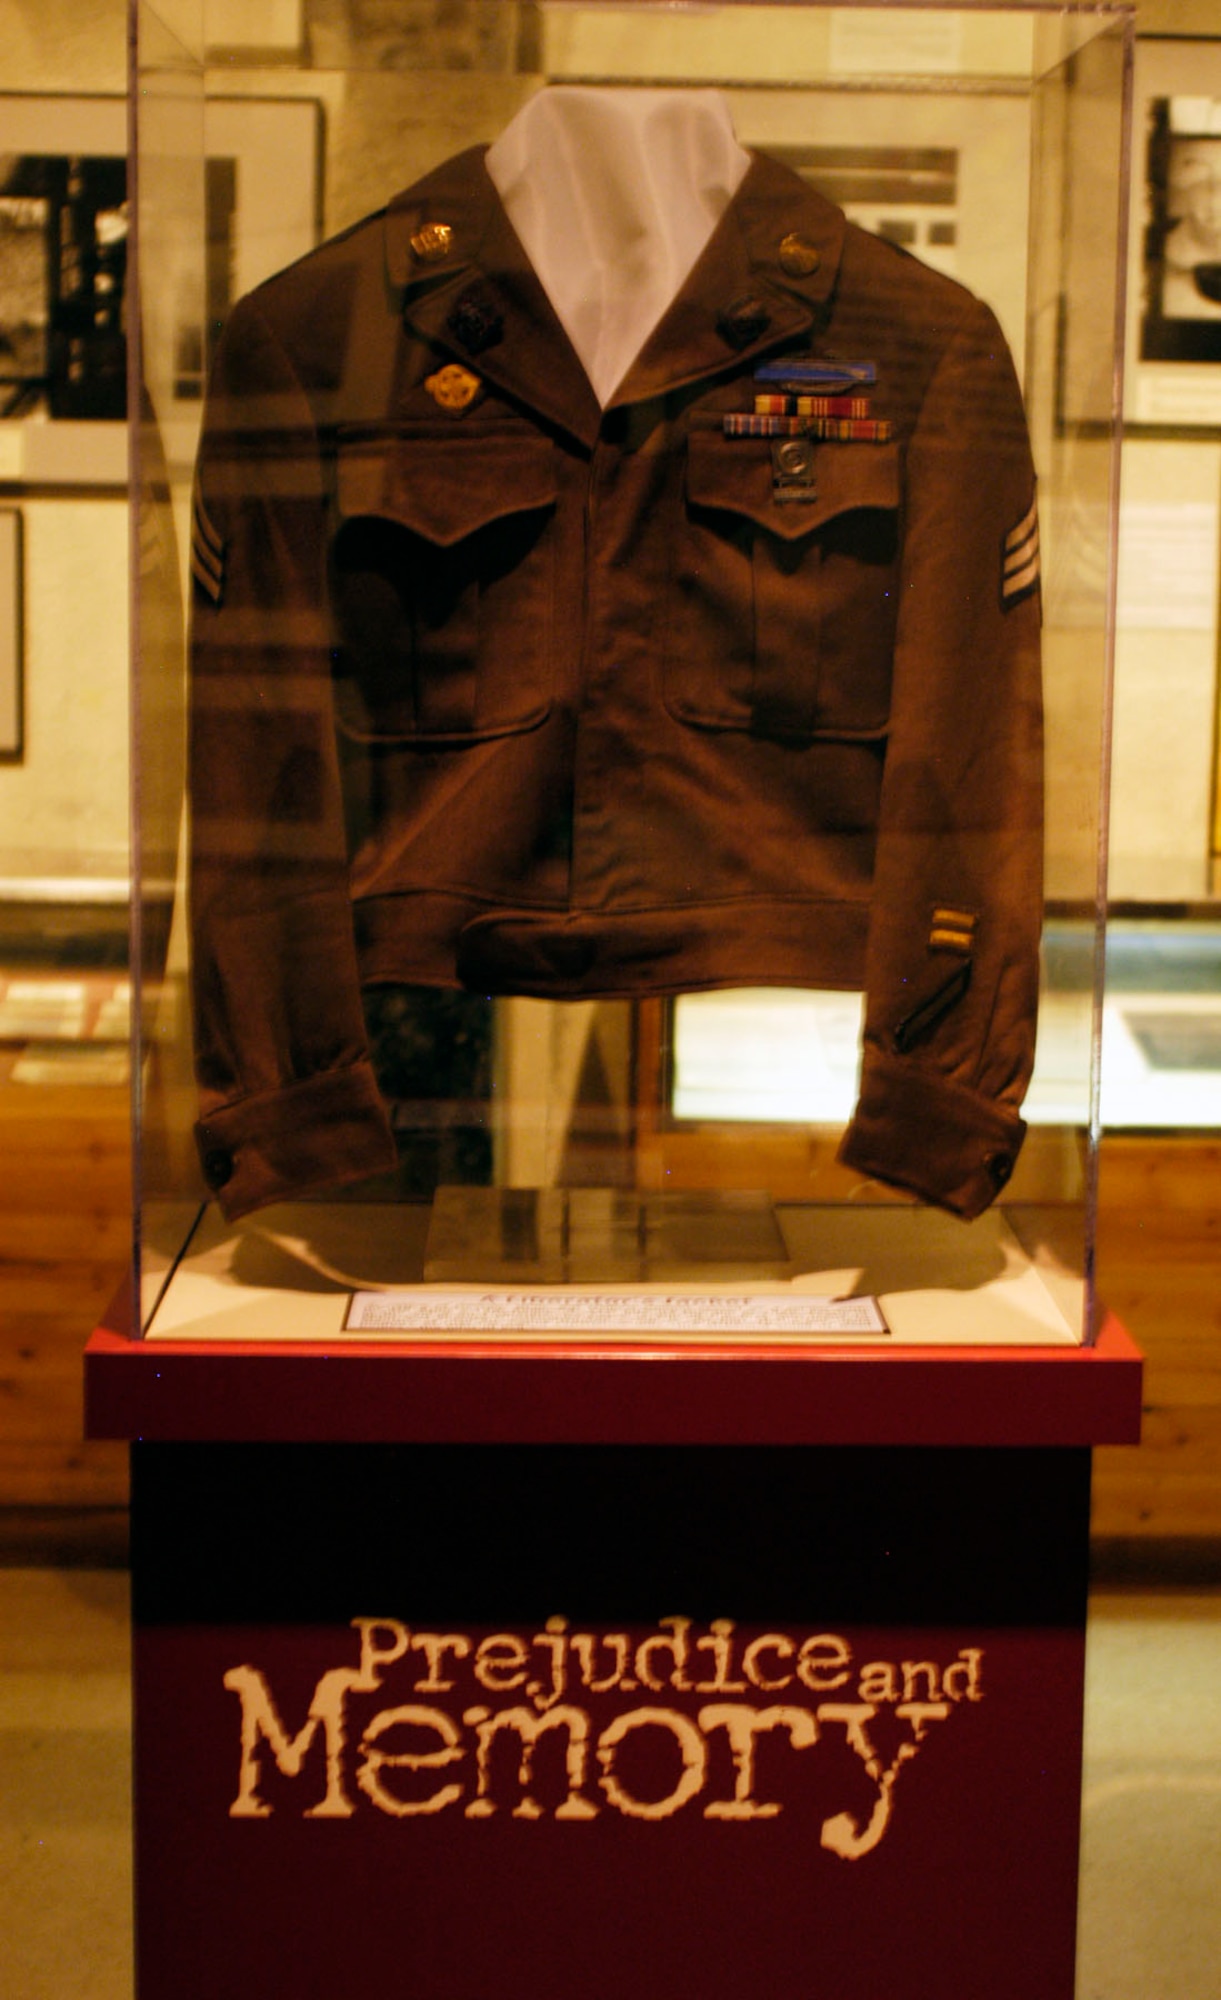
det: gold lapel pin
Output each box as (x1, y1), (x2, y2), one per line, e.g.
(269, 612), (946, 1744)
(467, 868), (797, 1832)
(411, 221), (453, 263)
(425, 363), (483, 414)
(778, 231), (821, 277)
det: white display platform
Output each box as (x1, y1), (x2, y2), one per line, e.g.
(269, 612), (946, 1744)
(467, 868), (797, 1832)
(144, 1201), (1083, 1348)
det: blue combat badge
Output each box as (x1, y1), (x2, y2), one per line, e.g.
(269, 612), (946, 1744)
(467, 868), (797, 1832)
(755, 359), (878, 393)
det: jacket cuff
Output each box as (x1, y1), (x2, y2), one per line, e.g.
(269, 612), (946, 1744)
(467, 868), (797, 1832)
(194, 1063), (398, 1221)
(839, 1051), (1026, 1220)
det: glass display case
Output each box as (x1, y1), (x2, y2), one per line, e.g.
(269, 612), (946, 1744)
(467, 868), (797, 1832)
(0, 61), (130, 1143)
(128, 0), (1132, 1351)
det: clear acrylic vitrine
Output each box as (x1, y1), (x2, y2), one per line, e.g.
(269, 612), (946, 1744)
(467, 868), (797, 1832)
(129, 0), (1133, 1352)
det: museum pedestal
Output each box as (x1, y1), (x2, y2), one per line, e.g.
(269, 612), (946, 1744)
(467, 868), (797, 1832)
(86, 1310), (1140, 2000)
(96, 4), (1138, 1989)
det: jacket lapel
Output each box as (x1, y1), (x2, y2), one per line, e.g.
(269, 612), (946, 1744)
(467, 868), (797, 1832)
(385, 144), (848, 439)
(387, 148), (603, 447)
(612, 152), (847, 409)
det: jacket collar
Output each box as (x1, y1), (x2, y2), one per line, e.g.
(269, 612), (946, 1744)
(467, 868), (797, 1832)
(384, 144), (846, 448)
(386, 146), (602, 446)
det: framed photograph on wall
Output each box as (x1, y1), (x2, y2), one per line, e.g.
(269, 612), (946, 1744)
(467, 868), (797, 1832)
(0, 92), (321, 481)
(0, 95), (128, 483)
(0, 508), (22, 761)
(725, 87), (1031, 375)
(203, 96), (323, 381)
(1127, 38), (1221, 430)
(205, 0), (306, 63)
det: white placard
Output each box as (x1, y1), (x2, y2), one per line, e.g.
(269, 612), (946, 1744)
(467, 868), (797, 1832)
(205, 0), (302, 52)
(345, 1291), (888, 1337)
(1133, 371), (1221, 428)
(829, 8), (962, 74)
(1116, 502), (1220, 631)
(0, 510), (19, 756)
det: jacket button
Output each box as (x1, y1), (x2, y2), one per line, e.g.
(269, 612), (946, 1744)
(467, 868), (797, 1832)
(717, 296), (772, 350)
(985, 1152), (1013, 1190)
(779, 232), (821, 277)
(547, 936), (597, 981)
(203, 1147), (235, 1190)
(445, 285), (504, 354)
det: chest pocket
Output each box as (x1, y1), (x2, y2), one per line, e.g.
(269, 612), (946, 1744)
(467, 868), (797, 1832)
(332, 431), (557, 742)
(668, 430), (901, 740)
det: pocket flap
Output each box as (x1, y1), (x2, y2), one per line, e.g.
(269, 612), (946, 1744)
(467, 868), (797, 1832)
(686, 430), (900, 542)
(337, 432), (558, 547)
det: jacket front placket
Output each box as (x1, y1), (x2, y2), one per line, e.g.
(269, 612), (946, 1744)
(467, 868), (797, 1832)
(389, 155), (849, 931)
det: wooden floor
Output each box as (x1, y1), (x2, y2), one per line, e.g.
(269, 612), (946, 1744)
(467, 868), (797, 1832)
(1092, 1138), (1221, 1543)
(1, 1071), (1219, 1553)
(0, 1074), (131, 1547)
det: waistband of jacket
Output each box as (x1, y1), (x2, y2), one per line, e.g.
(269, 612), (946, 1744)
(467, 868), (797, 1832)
(354, 891), (870, 998)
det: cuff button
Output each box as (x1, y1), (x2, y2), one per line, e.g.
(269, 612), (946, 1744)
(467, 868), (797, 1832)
(985, 1152), (1013, 1190)
(203, 1147), (235, 1190)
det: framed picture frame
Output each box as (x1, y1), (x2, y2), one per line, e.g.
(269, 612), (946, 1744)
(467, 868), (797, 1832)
(1126, 37), (1221, 431)
(0, 91), (322, 484)
(205, 0), (306, 64)
(0, 508), (22, 761)
(725, 87), (1031, 376)
(0, 95), (127, 485)
(204, 97), (324, 367)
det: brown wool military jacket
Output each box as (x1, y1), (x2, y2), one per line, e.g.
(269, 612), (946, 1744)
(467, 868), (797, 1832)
(189, 145), (1043, 1223)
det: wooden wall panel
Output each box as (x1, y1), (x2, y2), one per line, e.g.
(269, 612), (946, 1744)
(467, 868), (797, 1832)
(1092, 1139), (1221, 1540)
(0, 1080), (131, 1517)
(2, 1078), (1221, 1545)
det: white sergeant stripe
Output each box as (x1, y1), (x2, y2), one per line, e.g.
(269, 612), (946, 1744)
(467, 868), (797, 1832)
(191, 545), (223, 601)
(1003, 544), (1039, 584)
(1004, 496), (1038, 551)
(1002, 550), (1040, 598)
(191, 530), (222, 586)
(193, 494), (224, 559)
(1003, 524), (1039, 570)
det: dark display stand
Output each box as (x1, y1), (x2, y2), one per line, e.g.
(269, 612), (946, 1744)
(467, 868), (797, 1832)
(87, 1313), (1141, 2000)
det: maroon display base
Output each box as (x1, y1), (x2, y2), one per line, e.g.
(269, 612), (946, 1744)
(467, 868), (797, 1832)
(86, 1306), (1142, 1445)
(89, 1312), (1141, 2000)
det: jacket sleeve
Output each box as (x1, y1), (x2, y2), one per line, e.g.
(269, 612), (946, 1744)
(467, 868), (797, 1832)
(838, 296), (1043, 1219)
(189, 296), (397, 1219)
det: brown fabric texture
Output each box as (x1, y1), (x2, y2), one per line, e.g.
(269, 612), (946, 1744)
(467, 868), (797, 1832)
(189, 146), (1043, 1220)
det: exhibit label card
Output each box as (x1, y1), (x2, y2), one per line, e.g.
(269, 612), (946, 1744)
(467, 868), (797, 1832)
(344, 1290), (888, 1339)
